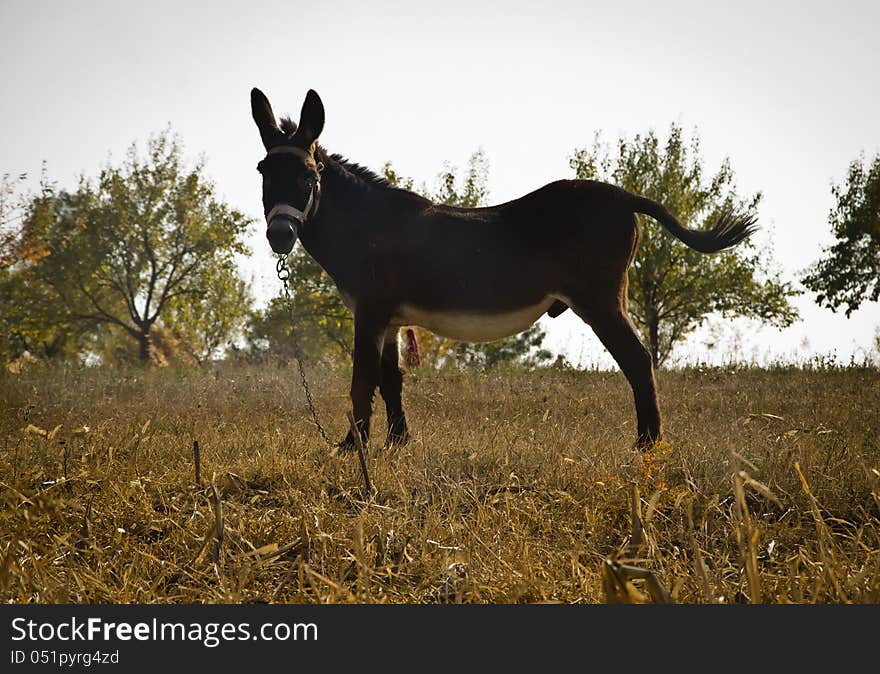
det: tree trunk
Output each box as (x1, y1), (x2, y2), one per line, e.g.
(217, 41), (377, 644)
(137, 331), (151, 363)
(648, 316), (661, 368)
(43, 332), (68, 360)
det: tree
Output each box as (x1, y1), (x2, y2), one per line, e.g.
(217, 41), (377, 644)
(0, 263), (85, 362)
(570, 124), (799, 366)
(1, 172), (33, 269)
(384, 151), (551, 368)
(432, 150), (489, 209)
(452, 325), (552, 368)
(4, 130), (253, 364)
(1, 175), (90, 363)
(163, 269), (252, 364)
(247, 251), (353, 363)
(802, 153), (880, 316)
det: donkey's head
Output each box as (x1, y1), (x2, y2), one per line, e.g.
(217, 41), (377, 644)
(251, 88), (325, 254)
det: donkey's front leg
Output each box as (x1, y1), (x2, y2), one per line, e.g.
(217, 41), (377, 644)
(337, 310), (387, 452)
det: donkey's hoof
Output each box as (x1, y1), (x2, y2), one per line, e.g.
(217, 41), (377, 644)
(385, 430), (411, 448)
(635, 433), (662, 452)
(333, 433), (359, 454)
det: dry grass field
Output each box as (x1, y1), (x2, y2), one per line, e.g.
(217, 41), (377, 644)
(1, 361), (878, 604)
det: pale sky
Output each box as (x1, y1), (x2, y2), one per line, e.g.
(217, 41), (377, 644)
(2, 0), (879, 365)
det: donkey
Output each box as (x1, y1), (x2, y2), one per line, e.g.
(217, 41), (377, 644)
(250, 88), (756, 450)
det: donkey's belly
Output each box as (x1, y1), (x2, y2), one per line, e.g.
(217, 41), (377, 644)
(396, 297), (554, 342)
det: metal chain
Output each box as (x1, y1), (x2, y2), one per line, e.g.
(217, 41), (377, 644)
(276, 255), (336, 449)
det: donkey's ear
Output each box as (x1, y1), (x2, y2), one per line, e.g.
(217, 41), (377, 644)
(251, 88), (284, 149)
(295, 89), (325, 147)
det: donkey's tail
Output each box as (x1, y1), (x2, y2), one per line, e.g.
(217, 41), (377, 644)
(629, 195), (758, 253)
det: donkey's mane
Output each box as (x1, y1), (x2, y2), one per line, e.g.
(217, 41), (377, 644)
(328, 154), (389, 188)
(279, 116), (388, 189)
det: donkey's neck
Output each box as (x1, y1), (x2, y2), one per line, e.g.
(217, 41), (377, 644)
(297, 147), (385, 278)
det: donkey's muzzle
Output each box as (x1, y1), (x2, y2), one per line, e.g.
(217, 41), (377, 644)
(266, 216), (299, 255)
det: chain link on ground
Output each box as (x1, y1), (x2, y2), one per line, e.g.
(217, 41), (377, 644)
(276, 255), (336, 449)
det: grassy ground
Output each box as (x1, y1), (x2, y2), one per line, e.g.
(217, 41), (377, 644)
(1, 361), (878, 603)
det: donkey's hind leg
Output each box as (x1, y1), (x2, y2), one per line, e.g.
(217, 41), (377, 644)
(570, 300), (662, 448)
(379, 332), (410, 447)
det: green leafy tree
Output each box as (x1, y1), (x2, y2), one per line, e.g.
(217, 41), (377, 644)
(432, 150), (489, 209)
(5, 130), (253, 364)
(247, 251), (353, 363)
(380, 161), (413, 191)
(1, 177), (93, 363)
(163, 269), (252, 364)
(1, 172), (31, 269)
(0, 265), (85, 362)
(802, 153), (880, 315)
(452, 325), (552, 368)
(570, 124), (799, 366)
